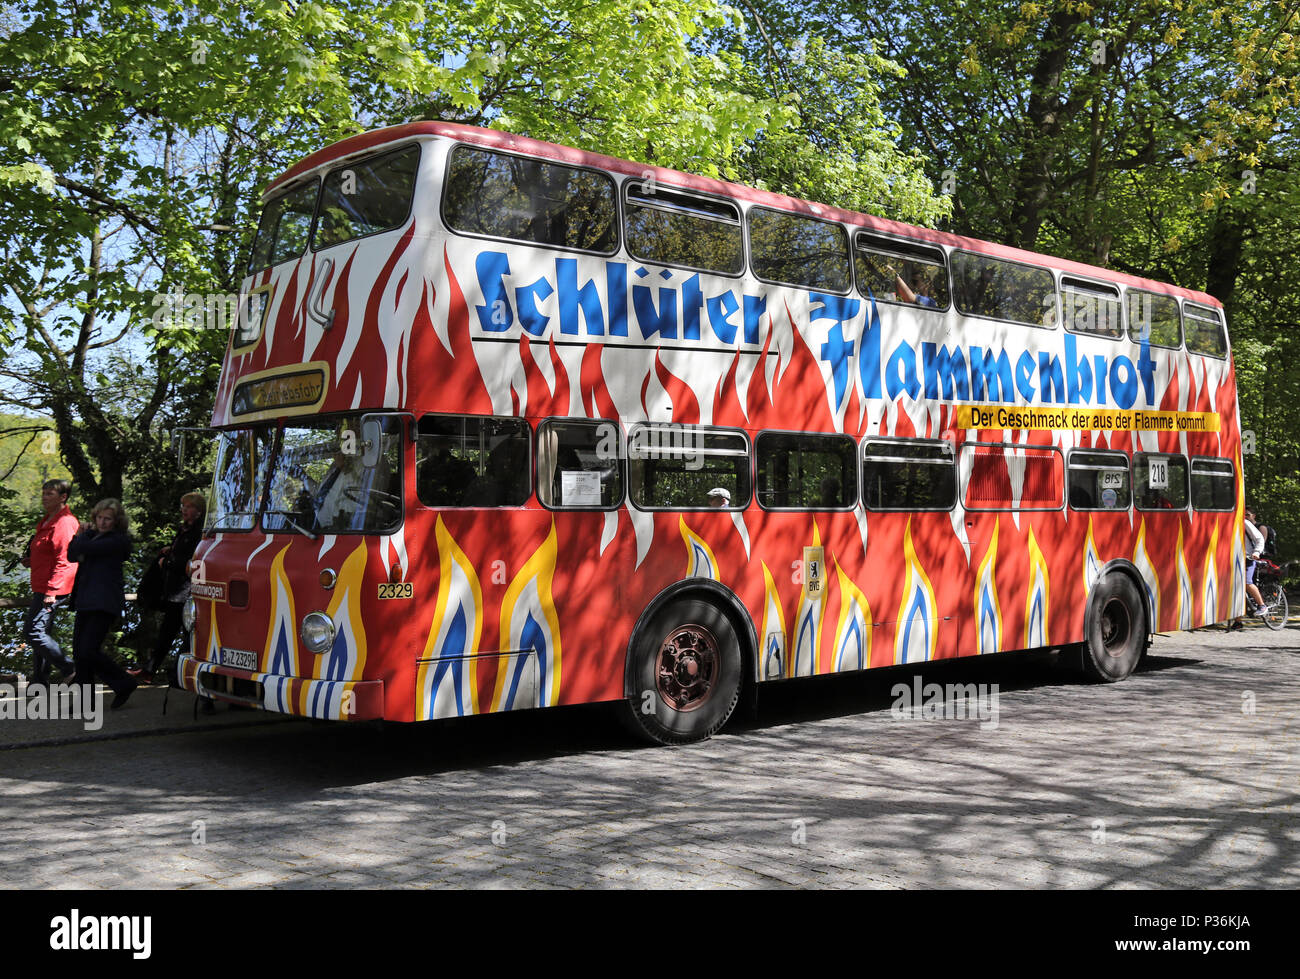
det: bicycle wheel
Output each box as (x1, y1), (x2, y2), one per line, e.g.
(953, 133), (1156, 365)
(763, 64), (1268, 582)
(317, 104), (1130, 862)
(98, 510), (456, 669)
(1262, 582), (1289, 631)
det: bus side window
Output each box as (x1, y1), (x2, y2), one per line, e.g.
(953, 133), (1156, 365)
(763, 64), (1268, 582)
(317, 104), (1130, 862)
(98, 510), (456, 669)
(852, 233), (950, 310)
(962, 444), (1063, 511)
(1133, 453), (1189, 510)
(952, 251), (1057, 329)
(748, 207), (851, 294)
(1061, 277), (1122, 339)
(1067, 450), (1130, 511)
(756, 432), (856, 509)
(628, 425), (750, 510)
(442, 144), (618, 254)
(623, 182), (744, 276)
(1126, 290), (1182, 348)
(537, 419), (624, 509)
(1190, 457), (1235, 511)
(416, 415), (531, 508)
(248, 179), (319, 274)
(314, 145), (420, 250)
(1184, 303), (1228, 358)
(861, 440), (956, 511)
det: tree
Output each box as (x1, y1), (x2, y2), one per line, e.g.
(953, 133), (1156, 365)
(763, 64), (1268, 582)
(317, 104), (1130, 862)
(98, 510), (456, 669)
(2, 0), (950, 549)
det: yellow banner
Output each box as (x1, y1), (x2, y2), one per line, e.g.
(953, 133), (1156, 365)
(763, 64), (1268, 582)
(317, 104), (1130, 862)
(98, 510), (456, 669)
(954, 406), (1220, 432)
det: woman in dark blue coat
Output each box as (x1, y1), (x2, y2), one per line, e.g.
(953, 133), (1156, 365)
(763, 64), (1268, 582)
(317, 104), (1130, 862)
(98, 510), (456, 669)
(68, 498), (137, 709)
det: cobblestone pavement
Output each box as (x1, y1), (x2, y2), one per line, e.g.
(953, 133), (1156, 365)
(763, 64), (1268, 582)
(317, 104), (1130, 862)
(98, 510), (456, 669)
(2, 624), (1297, 889)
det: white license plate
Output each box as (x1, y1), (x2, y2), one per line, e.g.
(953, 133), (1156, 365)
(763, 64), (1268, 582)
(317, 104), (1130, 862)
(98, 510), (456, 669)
(219, 648), (258, 671)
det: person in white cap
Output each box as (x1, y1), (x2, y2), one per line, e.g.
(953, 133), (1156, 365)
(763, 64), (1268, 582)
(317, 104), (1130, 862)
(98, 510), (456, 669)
(707, 487), (730, 508)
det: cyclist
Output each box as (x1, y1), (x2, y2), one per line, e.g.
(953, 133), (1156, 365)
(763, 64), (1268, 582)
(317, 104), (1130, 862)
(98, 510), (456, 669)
(1230, 508), (1270, 630)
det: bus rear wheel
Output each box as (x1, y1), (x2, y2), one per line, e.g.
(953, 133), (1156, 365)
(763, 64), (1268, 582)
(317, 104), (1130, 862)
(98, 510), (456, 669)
(1080, 573), (1148, 682)
(623, 598), (742, 745)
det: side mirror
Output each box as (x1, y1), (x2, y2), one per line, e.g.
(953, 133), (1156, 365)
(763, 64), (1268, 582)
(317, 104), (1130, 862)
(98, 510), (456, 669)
(360, 417), (383, 468)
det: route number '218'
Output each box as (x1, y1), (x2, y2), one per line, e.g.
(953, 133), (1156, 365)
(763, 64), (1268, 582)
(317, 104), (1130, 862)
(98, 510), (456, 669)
(377, 582), (414, 600)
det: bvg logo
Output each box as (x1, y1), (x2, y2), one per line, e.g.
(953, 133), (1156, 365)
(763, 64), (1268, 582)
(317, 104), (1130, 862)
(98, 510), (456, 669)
(802, 547), (825, 599)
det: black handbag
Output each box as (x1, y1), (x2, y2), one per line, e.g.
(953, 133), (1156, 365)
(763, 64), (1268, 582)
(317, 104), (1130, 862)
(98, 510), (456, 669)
(136, 555), (166, 612)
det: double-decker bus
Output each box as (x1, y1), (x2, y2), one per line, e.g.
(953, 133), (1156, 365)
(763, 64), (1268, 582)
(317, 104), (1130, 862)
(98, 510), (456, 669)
(180, 122), (1245, 744)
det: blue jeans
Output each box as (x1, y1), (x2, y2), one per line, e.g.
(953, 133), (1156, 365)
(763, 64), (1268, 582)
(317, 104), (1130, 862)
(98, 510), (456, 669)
(23, 593), (74, 682)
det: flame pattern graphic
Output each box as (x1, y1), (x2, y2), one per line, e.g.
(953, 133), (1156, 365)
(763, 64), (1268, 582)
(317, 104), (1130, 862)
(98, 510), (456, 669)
(680, 518), (719, 580)
(1177, 525), (1194, 631)
(760, 562), (787, 679)
(1024, 526), (1050, 648)
(895, 518), (938, 664)
(832, 562), (872, 671)
(417, 518), (483, 720)
(1131, 519), (1161, 632)
(974, 520), (1003, 655)
(494, 522), (562, 710)
(791, 522), (826, 676)
(262, 544), (298, 712)
(1230, 507), (1246, 620)
(320, 543), (368, 684)
(1202, 523), (1220, 625)
(1083, 517), (1102, 597)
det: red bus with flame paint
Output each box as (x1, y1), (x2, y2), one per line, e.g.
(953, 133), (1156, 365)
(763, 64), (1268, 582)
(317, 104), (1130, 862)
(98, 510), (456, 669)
(180, 122), (1245, 743)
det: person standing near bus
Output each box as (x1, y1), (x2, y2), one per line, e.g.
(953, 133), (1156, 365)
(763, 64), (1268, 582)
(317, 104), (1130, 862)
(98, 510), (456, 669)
(20, 479), (79, 686)
(128, 492), (206, 684)
(67, 499), (137, 709)
(1230, 507), (1270, 630)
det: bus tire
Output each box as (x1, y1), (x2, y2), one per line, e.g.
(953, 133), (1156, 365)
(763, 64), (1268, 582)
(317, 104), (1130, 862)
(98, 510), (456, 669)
(623, 598), (742, 745)
(1080, 572), (1147, 682)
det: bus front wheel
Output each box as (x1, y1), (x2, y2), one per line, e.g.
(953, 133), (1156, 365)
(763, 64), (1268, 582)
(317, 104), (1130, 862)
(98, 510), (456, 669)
(623, 598), (742, 745)
(1080, 573), (1148, 682)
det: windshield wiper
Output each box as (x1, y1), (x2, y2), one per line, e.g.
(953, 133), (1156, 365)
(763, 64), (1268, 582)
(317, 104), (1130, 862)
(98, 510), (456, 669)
(262, 509), (319, 540)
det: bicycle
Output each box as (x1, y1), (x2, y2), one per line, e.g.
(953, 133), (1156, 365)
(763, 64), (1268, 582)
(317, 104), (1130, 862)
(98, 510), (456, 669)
(1247, 557), (1291, 631)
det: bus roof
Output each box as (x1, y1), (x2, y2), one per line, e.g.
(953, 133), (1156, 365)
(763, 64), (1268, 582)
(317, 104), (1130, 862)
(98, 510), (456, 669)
(265, 121), (1223, 309)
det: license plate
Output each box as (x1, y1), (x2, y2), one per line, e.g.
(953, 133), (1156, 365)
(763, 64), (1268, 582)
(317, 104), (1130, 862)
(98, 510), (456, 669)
(219, 647), (258, 671)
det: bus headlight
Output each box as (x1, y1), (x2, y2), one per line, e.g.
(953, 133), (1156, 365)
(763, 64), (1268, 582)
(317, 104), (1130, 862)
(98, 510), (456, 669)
(300, 612), (336, 655)
(182, 596), (197, 632)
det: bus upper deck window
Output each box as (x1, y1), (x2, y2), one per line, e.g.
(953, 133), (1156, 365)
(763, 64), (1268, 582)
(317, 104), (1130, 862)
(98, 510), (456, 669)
(416, 415), (531, 508)
(952, 251), (1057, 329)
(853, 234), (950, 310)
(748, 207), (851, 294)
(442, 145), (617, 254)
(1061, 277), (1122, 339)
(1126, 290), (1182, 348)
(1184, 304), (1228, 358)
(623, 182), (743, 276)
(248, 179), (319, 273)
(314, 145), (420, 250)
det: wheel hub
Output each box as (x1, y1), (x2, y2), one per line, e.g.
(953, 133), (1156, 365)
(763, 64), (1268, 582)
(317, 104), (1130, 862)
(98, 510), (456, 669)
(1100, 597), (1131, 656)
(656, 623), (718, 712)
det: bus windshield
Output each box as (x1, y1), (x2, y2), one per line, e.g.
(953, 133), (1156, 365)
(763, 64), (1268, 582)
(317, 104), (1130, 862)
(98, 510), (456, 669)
(208, 427), (275, 532)
(263, 416), (403, 535)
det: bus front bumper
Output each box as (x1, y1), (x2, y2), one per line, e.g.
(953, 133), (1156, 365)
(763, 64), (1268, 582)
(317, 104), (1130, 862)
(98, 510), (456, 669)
(177, 654), (384, 721)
